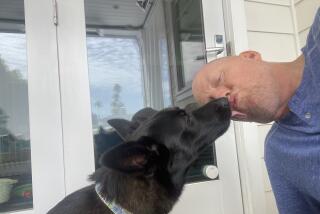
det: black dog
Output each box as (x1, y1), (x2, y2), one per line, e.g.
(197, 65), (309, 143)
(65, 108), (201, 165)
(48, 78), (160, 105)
(48, 98), (231, 214)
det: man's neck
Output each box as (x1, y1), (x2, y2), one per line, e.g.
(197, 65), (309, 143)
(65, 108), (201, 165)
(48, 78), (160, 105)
(271, 54), (305, 119)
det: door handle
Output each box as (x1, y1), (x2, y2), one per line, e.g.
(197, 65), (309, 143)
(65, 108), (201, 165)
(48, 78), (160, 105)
(206, 47), (224, 56)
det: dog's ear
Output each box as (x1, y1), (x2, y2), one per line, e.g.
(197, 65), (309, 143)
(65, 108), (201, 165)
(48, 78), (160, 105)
(131, 107), (158, 124)
(108, 119), (132, 140)
(108, 108), (158, 141)
(100, 137), (169, 175)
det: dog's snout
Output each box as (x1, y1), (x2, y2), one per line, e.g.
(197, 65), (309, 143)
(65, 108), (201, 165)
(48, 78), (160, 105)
(215, 97), (229, 109)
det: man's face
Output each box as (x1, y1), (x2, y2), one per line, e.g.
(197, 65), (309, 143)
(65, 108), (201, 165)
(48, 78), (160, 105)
(192, 54), (281, 123)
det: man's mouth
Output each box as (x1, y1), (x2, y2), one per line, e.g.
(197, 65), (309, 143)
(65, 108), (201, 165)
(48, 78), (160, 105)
(228, 94), (247, 120)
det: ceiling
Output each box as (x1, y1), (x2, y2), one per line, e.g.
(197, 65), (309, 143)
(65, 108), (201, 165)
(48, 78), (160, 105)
(0, 0), (153, 31)
(85, 0), (152, 28)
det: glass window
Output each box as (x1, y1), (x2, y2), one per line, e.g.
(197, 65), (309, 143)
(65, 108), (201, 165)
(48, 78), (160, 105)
(160, 38), (172, 107)
(171, 0), (206, 90)
(0, 25), (33, 214)
(86, 36), (145, 168)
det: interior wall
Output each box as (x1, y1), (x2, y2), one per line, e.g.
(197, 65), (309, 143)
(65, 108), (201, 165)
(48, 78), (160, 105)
(242, 1), (300, 213)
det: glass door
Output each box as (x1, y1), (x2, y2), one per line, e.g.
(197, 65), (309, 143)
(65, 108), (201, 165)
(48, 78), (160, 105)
(54, 0), (243, 214)
(86, 35), (146, 168)
(0, 5), (32, 212)
(0, 0), (66, 213)
(171, 0), (207, 91)
(166, 0), (227, 100)
(83, 0), (172, 169)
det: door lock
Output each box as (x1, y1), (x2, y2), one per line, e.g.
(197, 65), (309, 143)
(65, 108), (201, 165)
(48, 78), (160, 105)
(206, 34), (224, 56)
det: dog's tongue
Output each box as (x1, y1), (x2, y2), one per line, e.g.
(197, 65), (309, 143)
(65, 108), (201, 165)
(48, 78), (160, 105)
(231, 110), (247, 119)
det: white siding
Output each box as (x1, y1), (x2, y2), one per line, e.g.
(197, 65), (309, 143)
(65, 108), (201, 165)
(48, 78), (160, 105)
(244, 1), (298, 61)
(247, 32), (297, 61)
(242, 1), (300, 213)
(294, 0), (320, 47)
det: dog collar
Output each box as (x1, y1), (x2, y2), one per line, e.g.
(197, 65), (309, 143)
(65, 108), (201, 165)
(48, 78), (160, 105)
(95, 184), (132, 214)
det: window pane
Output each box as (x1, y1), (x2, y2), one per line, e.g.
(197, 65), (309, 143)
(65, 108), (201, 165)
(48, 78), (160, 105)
(160, 37), (172, 107)
(86, 36), (144, 167)
(0, 17), (33, 214)
(172, 0), (206, 90)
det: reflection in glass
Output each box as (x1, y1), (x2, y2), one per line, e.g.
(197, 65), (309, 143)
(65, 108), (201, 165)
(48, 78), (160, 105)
(85, 0), (173, 169)
(171, 0), (206, 90)
(86, 36), (145, 168)
(86, 37), (144, 130)
(160, 36), (172, 107)
(0, 32), (33, 212)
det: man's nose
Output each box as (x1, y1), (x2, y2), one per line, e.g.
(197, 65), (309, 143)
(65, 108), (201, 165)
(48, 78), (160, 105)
(209, 86), (230, 100)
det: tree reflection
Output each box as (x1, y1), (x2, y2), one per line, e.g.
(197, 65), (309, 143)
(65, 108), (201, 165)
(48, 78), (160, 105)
(0, 55), (29, 139)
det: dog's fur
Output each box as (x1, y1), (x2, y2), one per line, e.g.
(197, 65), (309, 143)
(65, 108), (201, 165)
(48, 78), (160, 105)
(48, 98), (231, 214)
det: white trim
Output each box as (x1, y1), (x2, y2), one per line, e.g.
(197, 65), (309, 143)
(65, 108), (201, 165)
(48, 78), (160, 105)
(55, 0), (95, 194)
(87, 28), (142, 38)
(245, 0), (291, 7)
(215, 122), (244, 214)
(163, 0), (179, 103)
(290, 0), (302, 54)
(175, 84), (193, 102)
(294, 0), (304, 6)
(6, 209), (34, 214)
(227, 0), (249, 55)
(25, 0), (66, 212)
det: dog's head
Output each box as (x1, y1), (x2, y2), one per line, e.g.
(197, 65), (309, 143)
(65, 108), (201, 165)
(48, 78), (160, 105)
(99, 98), (230, 196)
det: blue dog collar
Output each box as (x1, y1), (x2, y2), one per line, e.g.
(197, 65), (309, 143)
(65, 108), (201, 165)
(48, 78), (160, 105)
(95, 184), (132, 214)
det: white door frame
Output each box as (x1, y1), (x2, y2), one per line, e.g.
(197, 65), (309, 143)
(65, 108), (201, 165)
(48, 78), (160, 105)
(170, 0), (245, 213)
(24, 0), (66, 213)
(54, 0), (96, 195)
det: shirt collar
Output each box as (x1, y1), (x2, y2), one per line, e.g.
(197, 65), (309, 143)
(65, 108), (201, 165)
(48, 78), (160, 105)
(95, 184), (132, 214)
(286, 48), (309, 122)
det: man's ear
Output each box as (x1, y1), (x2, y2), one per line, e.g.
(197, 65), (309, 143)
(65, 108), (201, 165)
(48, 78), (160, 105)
(100, 137), (169, 175)
(239, 50), (262, 61)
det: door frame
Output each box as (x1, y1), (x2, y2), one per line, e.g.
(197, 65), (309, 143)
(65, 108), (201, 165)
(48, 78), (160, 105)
(166, 0), (247, 213)
(54, 0), (96, 195)
(24, 0), (66, 213)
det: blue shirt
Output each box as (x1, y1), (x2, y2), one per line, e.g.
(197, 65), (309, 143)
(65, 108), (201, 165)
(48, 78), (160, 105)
(265, 8), (320, 214)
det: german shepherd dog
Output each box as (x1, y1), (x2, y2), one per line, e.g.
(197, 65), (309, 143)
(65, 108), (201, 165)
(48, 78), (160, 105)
(48, 98), (231, 214)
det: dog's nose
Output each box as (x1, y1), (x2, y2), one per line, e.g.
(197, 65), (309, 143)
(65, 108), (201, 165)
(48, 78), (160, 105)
(214, 97), (229, 108)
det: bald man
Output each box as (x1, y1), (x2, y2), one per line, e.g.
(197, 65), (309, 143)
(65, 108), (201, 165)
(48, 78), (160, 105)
(192, 9), (320, 214)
